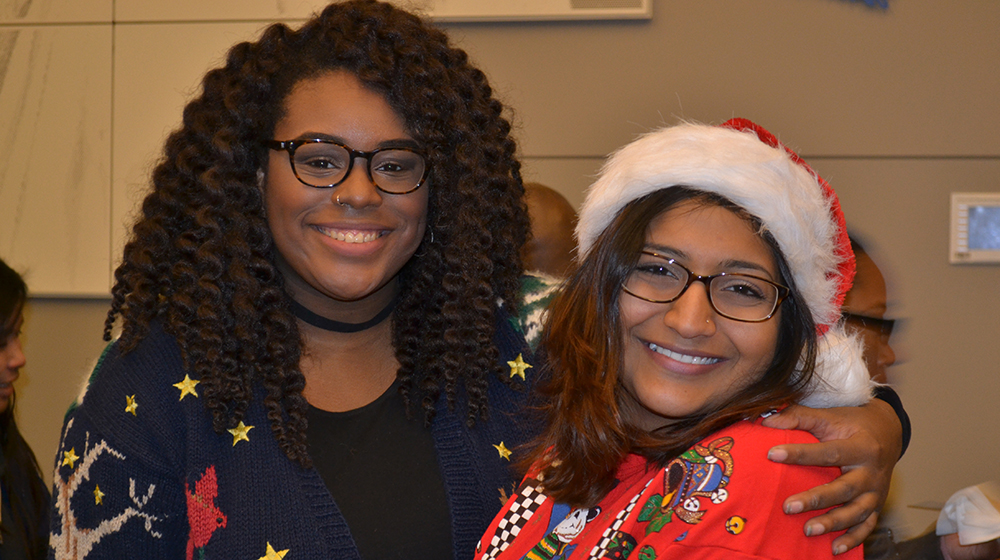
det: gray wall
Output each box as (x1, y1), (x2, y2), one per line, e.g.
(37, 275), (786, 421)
(8, 0), (1000, 542)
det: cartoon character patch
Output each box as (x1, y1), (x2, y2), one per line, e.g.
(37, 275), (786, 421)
(602, 530), (637, 559)
(637, 436), (735, 533)
(522, 504), (600, 560)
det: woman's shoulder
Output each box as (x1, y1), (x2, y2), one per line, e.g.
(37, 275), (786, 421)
(61, 323), (197, 471)
(693, 420), (842, 534)
(719, 416), (823, 448)
(74, 323), (187, 410)
(698, 418), (834, 486)
(617, 420), (851, 559)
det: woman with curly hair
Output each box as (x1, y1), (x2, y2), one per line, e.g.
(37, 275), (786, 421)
(48, 2), (904, 559)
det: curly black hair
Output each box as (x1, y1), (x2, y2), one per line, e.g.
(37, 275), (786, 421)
(107, 0), (529, 467)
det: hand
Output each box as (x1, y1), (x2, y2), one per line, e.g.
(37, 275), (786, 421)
(762, 399), (902, 555)
(940, 533), (1000, 560)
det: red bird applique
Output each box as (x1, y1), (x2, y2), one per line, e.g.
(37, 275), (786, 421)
(186, 465), (228, 560)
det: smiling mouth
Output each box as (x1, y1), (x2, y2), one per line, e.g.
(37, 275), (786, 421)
(648, 343), (721, 365)
(316, 227), (386, 244)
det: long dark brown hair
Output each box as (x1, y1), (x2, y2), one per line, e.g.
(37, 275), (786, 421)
(524, 188), (817, 507)
(107, 0), (528, 467)
(0, 259), (50, 558)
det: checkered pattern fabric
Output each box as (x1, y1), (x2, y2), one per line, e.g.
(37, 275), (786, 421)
(586, 476), (657, 559)
(480, 482), (548, 559)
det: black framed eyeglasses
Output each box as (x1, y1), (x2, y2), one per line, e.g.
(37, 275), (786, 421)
(267, 139), (429, 194)
(622, 251), (790, 323)
(842, 312), (895, 339)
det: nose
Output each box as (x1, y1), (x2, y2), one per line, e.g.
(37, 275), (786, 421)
(3, 336), (26, 372)
(878, 338), (896, 369)
(661, 283), (717, 338)
(333, 157), (382, 209)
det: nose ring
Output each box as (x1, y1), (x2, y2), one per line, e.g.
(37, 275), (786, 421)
(336, 194), (345, 206)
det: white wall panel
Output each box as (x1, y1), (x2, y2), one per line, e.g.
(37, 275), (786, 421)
(112, 21), (272, 263)
(0, 25), (112, 296)
(0, 0), (112, 24)
(115, 0), (327, 22)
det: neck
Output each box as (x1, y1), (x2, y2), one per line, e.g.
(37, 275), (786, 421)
(288, 295), (396, 333)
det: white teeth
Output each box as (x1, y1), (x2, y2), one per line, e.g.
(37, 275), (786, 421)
(648, 343), (720, 365)
(320, 229), (383, 244)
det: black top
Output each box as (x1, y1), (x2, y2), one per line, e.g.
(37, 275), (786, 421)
(307, 381), (453, 560)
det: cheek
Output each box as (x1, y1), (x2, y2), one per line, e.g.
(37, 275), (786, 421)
(398, 193), (430, 237)
(619, 297), (652, 333)
(859, 330), (880, 367)
(732, 321), (780, 377)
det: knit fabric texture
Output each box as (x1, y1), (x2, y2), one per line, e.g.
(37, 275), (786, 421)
(47, 277), (557, 560)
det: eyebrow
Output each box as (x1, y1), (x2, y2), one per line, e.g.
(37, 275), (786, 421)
(643, 244), (776, 277)
(289, 132), (422, 151)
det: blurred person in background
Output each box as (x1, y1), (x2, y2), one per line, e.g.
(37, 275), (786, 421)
(845, 239), (999, 560)
(0, 257), (50, 560)
(522, 182), (578, 278)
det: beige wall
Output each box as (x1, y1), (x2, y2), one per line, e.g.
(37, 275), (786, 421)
(6, 0), (999, 542)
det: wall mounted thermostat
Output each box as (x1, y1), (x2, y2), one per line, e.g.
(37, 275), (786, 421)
(950, 192), (1000, 264)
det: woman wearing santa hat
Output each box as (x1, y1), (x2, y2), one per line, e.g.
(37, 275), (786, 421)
(476, 119), (881, 559)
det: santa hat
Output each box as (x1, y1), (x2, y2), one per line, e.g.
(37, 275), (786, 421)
(576, 118), (873, 407)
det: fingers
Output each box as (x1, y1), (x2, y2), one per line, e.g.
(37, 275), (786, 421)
(761, 404), (819, 432)
(830, 511), (879, 555)
(769, 439), (863, 469)
(784, 469), (875, 516)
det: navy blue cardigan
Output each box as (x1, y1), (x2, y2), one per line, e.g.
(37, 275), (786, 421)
(47, 306), (546, 560)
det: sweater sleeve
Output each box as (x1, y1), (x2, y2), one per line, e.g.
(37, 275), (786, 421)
(48, 337), (189, 560)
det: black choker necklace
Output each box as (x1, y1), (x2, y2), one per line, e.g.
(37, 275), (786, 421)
(288, 296), (397, 333)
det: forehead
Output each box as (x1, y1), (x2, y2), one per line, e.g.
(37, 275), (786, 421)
(842, 251), (887, 315)
(276, 70), (410, 146)
(1, 305), (23, 336)
(645, 200), (776, 271)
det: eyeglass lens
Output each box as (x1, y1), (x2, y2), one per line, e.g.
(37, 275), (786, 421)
(624, 257), (781, 322)
(291, 141), (426, 193)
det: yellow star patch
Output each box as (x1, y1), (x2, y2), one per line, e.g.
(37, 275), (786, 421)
(125, 395), (138, 416)
(228, 421), (254, 446)
(259, 542), (289, 560)
(173, 374), (200, 400)
(62, 448), (80, 469)
(507, 353), (532, 380)
(94, 485), (105, 505)
(493, 441), (512, 461)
